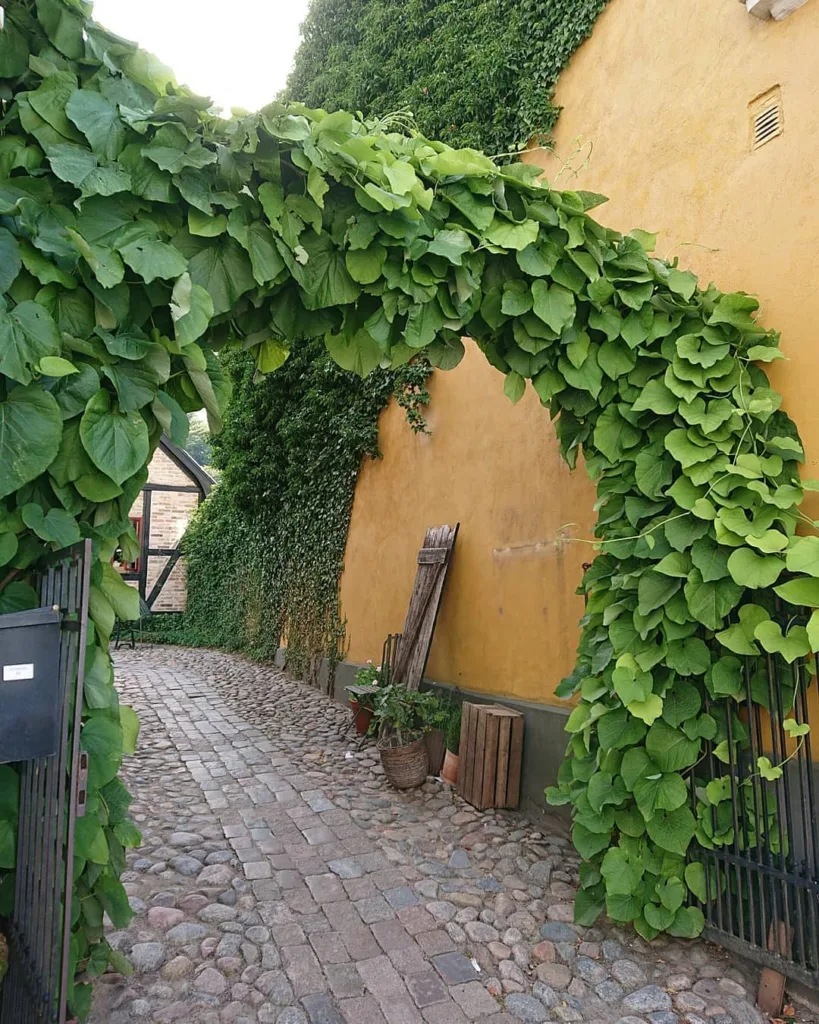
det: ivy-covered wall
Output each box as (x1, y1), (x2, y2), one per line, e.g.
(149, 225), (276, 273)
(162, 343), (430, 682)
(286, 0), (611, 155)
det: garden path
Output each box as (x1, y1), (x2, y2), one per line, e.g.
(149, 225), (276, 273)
(89, 645), (772, 1024)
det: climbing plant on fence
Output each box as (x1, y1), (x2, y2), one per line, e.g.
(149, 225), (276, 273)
(163, 343), (430, 680)
(286, 0), (610, 155)
(0, 0), (818, 1014)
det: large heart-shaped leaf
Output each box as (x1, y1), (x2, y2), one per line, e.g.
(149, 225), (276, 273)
(0, 385), (63, 499)
(80, 390), (149, 485)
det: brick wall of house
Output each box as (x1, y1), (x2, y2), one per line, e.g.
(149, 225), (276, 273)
(128, 448), (202, 612)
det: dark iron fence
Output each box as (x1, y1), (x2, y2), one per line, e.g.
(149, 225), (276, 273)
(691, 608), (819, 988)
(0, 541), (91, 1024)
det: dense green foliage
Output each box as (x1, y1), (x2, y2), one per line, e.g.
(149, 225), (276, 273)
(286, 0), (610, 154)
(1, 0), (817, 1015)
(169, 344), (429, 679)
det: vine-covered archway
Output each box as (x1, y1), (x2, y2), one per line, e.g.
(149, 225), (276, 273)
(0, 0), (816, 1015)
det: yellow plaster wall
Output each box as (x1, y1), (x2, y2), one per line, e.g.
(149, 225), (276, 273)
(340, 0), (819, 707)
(339, 341), (596, 705)
(528, 0), (819, 512)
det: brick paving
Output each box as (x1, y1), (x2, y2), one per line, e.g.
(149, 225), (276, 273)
(89, 646), (771, 1024)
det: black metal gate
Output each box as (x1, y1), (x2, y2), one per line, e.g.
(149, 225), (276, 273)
(0, 541), (91, 1024)
(691, 605), (819, 989)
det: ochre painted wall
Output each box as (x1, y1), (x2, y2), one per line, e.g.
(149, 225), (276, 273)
(340, 0), (819, 708)
(528, 0), (819, 512)
(339, 341), (596, 706)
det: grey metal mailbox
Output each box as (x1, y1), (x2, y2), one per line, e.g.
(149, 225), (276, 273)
(0, 605), (62, 764)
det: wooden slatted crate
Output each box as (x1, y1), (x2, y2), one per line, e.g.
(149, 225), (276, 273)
(457, 702), (523, 811)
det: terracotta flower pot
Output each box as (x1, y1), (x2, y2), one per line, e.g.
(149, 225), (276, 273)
(441, 749), (459, 786)
(349, 699), (373, 736)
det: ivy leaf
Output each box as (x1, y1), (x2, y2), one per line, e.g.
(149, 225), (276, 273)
(485, 216), (539, 251)
(753, 621), (811, 663)
(531, 280), (576, 333)
(346, 244), (387, 285)
(74, 816), (110, 866)
(657, 876), (686, 912)
(325, 326), (383, 377)
(80, 390), (150, 485)
(690, 538), (730, 582)
(119, 238), (187, 283)
(0, 226), (22, 293)
(594, 405), (642, 463)
(597, 708), (647, 751)
(727, 548), (783, 590)
(757, 756), (784, 782)
(187, 235), (257, 316)
(643, 903), (675, 931)
(684, 569), (742, 631)
(170, 273), (214, 346)
(0, 300), (61, 385)
(572, 823), (612, 860)
(634, 771), (687, 819)
(684, 862), (713, 903)
(295, 232), (361, 311)
(601, 846), (643, 894)
(21, 502), (81, 547)
(645, 804), (696, 856)
(785, 536), (819, 576)
(503, 371), (526, 405)
(645, 720), (700, 772)
(588, 772), (627, 813)
(774, 577), (819, 608)
(662, 684), (701, 727)
(573, 885), (605, 927)
(716, 603), (769, 655)
(667, 905), (705, 938)
(665, 637), (710, 676)
(632, 377), (677, 415)
(427, 229), (472, 265)
(120, 706), (140, 755)
(0, 385), (63, 500)
(783, 718), (810, 738)
(47, 144), (130, 199)
(637, 571), (681, 615)
(81, 713), (123, 791)
(66, 90), (125, 161)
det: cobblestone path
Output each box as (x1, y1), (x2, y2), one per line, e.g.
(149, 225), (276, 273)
(90, 645), (772, 1024)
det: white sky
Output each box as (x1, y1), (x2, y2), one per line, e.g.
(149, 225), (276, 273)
(91, 0), (312, 111)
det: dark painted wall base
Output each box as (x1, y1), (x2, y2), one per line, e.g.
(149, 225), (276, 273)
(279, 649), (570, 819)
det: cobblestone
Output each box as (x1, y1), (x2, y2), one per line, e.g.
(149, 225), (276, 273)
(88, 646), (771, 1024)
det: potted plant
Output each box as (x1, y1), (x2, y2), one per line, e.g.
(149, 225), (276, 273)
(441, 706), (461, 786)
(346, 662), (381, 735)
(370, 684), (432, 789)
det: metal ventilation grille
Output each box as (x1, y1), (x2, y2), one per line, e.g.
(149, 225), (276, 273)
(749, 86), (783, 150)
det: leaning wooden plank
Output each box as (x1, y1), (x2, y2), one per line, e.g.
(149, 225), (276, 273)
(395, 524), (459, 690)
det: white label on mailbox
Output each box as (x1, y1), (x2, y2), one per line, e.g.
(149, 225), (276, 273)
(3, 663), (34, 681)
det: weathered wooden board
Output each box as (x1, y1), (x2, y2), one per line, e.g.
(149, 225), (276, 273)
(393, 524), (459, 691)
